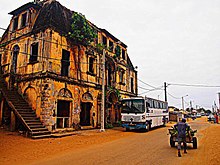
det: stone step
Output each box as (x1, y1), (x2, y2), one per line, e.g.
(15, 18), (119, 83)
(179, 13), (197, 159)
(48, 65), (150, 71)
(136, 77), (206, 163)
(20, 114), (36, 118)
(26, 122), (42, 125)
(29, 125), (45, 128)
(17, 109), (33, 112)
(31, 128), (49, 132)
(19, 111), (35, 114)
(9, 99), (27, 103)
(31, 134), (51, 139)
(22, 117), (39, 120)
(25, 119), (41, 122)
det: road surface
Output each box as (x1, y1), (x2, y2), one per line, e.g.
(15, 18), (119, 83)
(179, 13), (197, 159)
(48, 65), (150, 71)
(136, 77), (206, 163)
(1, 117), (220, 165)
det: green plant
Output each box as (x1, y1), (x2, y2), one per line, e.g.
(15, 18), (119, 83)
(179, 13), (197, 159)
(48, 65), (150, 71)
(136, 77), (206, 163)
(117, 120), (122, 126)
(68, 12), (97, 46)
(115, 45), (121, 57)
(96, 43), (105, 54)
(105, 123), (113, 129)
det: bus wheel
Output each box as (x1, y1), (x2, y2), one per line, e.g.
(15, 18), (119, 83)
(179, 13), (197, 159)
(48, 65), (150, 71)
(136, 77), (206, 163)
(126, 128), (130, 132)
(146, 123), (151, 132)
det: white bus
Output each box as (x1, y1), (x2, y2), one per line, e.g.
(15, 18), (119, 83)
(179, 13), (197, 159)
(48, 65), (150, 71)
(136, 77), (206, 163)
(121, 96), (169, 131)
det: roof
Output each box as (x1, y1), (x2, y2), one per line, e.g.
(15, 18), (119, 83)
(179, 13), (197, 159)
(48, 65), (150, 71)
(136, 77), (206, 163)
(99, 29), (127, 48)
(9, 2), (41, 16)
(33, 0), (73, 34)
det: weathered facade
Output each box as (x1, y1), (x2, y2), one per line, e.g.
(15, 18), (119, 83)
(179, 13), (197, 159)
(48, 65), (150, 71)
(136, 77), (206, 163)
(0, 0), (137, 132)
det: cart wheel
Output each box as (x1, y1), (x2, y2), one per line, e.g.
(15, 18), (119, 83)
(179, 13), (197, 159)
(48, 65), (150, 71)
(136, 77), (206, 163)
(170, 136), (175, 147)
(193, 137), (197, 149)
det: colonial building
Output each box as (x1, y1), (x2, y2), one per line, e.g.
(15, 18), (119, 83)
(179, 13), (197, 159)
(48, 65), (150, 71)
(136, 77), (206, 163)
(0, 0), (137, 137)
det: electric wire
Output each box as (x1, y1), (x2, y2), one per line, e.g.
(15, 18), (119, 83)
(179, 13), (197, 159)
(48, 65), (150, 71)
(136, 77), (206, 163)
(138, 78), (157, 89)
(168, 83), (220, 88)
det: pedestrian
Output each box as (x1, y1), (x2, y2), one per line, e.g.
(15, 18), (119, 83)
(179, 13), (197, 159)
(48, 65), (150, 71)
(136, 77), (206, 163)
(174, 118), (189, 157)
(215, 113), (219, 124)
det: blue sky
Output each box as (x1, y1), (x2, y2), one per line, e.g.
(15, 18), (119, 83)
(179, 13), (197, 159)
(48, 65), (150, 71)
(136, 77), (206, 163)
(1, 0), (220, 110)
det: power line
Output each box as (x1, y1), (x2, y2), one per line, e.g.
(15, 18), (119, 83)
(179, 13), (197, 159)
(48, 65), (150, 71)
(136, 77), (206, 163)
(138, 78), (158, 89)
(138, 86), (151, 91)
(0, 47), (103, 65)
(0, 27), (137, 71)
(167, 92), (181, 99)
(168, 83), (220, 88)
(139, 86), (163, 95)
(0, 27), (70, 49)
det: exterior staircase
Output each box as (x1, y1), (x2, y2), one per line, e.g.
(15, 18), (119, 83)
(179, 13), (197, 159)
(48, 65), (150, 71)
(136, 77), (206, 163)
(0, 76), (51, 139)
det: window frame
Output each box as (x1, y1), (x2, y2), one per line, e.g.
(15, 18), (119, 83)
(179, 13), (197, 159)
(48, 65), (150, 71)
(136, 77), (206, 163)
(12, 17), (19, 31)
(29, 42), (39, 63)
(119, 69), (125, 85)
(61, 49), (70, 77)
(21, 12), (27, 28)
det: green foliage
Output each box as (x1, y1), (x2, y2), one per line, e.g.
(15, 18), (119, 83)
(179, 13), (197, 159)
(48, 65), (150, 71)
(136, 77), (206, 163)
(96, 43), (105, 54)
(115, 45), (121, 57)
(105, 123), (114, 129)
(68, 12), (97, 46)
(117, 120), (122, 126)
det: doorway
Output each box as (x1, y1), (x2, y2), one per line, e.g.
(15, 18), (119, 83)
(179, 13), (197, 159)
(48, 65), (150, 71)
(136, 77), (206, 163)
(56, 100), (71, 128)
(11, 45), (19, 74)
(80, 102), (92, 126)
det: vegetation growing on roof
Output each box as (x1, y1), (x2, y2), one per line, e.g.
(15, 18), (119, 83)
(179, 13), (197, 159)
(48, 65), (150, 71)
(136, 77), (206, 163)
(68, 12), (97, 46)
(115, 45), (121, 58)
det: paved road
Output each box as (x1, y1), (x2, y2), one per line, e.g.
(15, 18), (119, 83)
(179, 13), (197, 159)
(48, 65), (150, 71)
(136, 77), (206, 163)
(31, 118), (211, 165)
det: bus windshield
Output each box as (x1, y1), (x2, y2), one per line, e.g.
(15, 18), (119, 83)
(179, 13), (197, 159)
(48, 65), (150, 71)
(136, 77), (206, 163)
(121, 99), (145, 113)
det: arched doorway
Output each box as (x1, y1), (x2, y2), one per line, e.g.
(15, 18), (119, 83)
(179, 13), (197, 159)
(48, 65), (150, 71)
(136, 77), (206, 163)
(56, 88), (73, 129)
(24, 86), (37, 112)
(106, 91), (120, 124)
(80, 92), (93, 126)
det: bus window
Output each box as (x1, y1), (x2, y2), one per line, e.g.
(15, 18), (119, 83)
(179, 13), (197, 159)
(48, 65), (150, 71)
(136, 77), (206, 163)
(146, 102), (150, 113)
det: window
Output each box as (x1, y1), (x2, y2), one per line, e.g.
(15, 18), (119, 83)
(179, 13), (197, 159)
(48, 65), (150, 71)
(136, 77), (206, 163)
(88, 57), (95, 73)
(131, 77), (134, 93)
(122, 49), (126, 60)
(13, 17), (18, 31)
(102, 35), (107, 47)
(61, 49), (70, 76)
(109, 40), (113, 52)
(121, 99), (145, 113)
(21, 13), (27, 28)
(119, 69), (125, 84)
(30, 43), (38, 63)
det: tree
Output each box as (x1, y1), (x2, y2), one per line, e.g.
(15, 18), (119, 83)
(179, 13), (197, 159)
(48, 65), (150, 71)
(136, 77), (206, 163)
(67, 12), (97, 80)
(68, 12), (97, 47)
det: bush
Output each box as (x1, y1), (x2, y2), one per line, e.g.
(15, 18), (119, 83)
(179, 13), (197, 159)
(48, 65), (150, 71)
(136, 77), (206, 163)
(105, 123), (113, 129)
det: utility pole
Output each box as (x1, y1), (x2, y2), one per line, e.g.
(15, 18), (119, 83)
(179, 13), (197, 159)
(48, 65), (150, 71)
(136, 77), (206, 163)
(218, 93), (220, 113)
(182, 97), (184, 111)
(181, 95), (188, 111)
(190, 101), (192, 113)
(100, 49), (105, 132)
(164, 82), (167, 102)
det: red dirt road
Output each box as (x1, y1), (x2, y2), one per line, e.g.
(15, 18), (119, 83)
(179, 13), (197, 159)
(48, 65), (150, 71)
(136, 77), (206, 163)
(0, 117), (220, 165)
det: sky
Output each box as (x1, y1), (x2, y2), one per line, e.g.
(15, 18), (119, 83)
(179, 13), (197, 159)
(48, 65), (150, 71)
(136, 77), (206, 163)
(0, 0), (220, 110)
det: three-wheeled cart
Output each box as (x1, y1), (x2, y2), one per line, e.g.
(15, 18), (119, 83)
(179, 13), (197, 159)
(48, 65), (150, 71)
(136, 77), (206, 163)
(168, 127), (197, 149)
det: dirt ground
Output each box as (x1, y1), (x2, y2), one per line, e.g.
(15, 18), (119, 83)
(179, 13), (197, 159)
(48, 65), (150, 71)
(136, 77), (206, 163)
(0, 126), (134, 165)
(0, 117), (220, 165)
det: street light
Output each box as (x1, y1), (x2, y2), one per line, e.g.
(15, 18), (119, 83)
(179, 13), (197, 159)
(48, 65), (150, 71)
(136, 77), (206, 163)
(100, 41), (121, 132)
(181, 95), (188, 111)
(100, 48), (106, 132)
